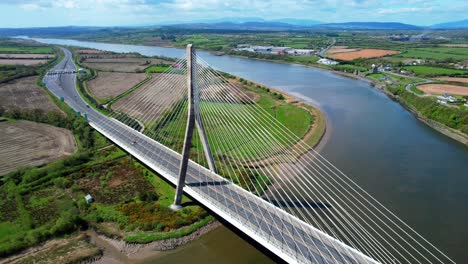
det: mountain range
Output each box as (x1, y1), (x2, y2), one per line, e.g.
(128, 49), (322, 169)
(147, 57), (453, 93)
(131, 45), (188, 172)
(163, 18), (468, 30)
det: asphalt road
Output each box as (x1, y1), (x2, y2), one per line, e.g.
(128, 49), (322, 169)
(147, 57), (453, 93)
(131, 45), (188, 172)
(44, 47), (378, 264)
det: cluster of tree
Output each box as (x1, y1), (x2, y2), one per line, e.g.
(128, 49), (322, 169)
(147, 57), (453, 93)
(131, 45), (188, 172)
(0, 210), (84, 257)
(391, 87), (468, 135)
(0, 65), (38, 83)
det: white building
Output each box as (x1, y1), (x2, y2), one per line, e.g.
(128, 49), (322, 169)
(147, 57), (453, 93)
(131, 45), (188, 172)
(318, 58), (338, 65)
(286, 49), (315, 56)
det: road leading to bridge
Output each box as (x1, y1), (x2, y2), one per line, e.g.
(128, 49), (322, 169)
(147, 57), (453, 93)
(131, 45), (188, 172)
(44, 47), (378, 264)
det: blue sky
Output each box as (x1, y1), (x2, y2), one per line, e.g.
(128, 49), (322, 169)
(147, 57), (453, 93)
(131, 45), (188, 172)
(0, 0), (466, 28)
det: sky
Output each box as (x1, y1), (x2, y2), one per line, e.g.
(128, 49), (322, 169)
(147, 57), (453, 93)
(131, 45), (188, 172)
(0, 0), (466, 28)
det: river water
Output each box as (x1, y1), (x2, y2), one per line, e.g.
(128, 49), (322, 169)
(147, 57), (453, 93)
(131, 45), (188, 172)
(30, 38), (468, 263)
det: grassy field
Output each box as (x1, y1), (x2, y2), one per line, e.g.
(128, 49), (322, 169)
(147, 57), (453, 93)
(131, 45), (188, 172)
(284, 55), (319, 64)
(146, 82), (311, 161)
(403, 66), (467, 77)
(395, 47), (468, 61)
(0, 46), (53, 54)
(145, 65), (172, 73)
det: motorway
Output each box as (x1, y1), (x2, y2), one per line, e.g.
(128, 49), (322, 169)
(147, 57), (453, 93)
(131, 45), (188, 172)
(44, 47), (378, 264)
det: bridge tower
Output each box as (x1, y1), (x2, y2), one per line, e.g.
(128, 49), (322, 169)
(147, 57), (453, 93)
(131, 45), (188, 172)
(171, 44), (216, 210)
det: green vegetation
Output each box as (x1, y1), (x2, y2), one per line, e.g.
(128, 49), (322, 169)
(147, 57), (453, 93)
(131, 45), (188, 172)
(0, 45), (58, 83)
(0, 65), (38, 83)
(0, 46), (53, 54)
(0, 41), (212, 259)
(0, 106), (101, 149)
(124, 215), (214, 243)
(403, 66), (467, 77)
(410, 85), (425, 95)
(145, 64), (172, 73)
(147, 79), (311, 161)
(383, 76), (468, 136)
(395, 47), (468, 62)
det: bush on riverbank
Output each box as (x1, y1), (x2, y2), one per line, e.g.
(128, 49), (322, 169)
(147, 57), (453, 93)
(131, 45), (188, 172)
(389, 83), (468, 136)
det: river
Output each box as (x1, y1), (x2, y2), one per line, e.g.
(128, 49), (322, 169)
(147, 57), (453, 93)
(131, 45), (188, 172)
(29, 38), (468, 263)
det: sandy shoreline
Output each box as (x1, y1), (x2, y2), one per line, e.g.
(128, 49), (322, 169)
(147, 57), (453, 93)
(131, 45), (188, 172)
(85, 221), (222, 264)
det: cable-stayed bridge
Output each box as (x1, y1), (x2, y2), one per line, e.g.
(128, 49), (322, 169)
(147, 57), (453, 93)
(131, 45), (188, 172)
(44, 46), (454, 264)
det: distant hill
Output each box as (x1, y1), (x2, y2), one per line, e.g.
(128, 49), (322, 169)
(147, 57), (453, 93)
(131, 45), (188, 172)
(271, 19), (322, 26)
(166, 21), (423, 31)
(312, 22), (422, 30)
(166, 21), (300, 31)
(431, 19), (468, 29)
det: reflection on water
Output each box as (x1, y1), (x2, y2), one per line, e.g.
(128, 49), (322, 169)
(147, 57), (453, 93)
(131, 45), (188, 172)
(30, 38), (468, 262)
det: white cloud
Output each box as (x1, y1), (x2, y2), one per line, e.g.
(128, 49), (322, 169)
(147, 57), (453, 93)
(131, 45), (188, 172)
(377, 6), (434, 14)
(19, 3), (43, 10)
(2, 0), (467, 26)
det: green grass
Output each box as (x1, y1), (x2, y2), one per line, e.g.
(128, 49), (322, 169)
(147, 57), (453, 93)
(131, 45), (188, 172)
(148, 94), (311, 160)
(145, 65), (172, 73)
(285, 56), (319, 64)
(0, 222), (23, 238)
(332, 64), (368, 72)
(395, 48), (468, 61)
(0, 46), (53, 54)
(367, 73), (384, 81)
(403, 66), (467, 77)
(124, 215), (214, 243)
(410, 85), (425, 95)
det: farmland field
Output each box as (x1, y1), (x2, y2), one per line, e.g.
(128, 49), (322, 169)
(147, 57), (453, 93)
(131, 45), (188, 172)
(0, 76), (63, 113)
(81, 56), (169, 72)
(76, 49), (107, 54)
(0, 46), (53, 54)
(0, 53), (54, 59)
(145, 65), (172, 73)
(88, 72), (147, 99)
(403, 66), (467, 77)
(436, 77), (468, 84)
(394, 47), (468, 61)
(326, 46), (360, 54)
(0, 121), (76, 175)
(328, 49), (400, 61)
(417, 83), (468, 96)
(0, 59), (49, 66)
(111, 73), (184, 122)
(439, 44), (468, 47)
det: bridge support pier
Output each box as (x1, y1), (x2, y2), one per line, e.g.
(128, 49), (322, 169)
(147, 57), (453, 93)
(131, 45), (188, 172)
(171, 44), (216, 211)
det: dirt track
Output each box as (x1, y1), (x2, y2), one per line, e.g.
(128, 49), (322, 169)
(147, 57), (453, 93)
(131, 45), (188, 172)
(418, 83), (468, 96)
(328, 49), (400, 61)
(0, 121), (77, 175)
(88, 72), (147, 99)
